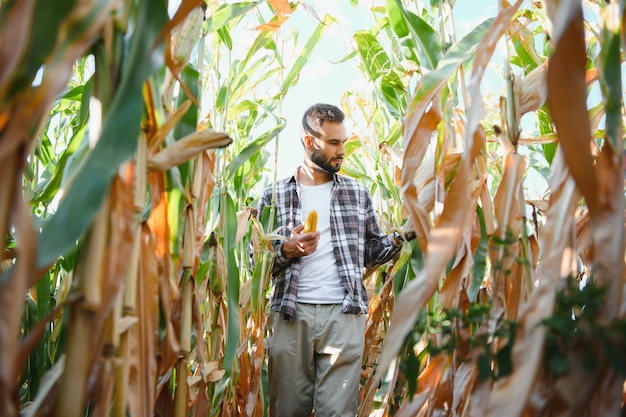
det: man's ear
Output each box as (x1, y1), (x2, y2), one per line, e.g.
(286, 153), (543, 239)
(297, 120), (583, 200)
(303, 134), (314, 150)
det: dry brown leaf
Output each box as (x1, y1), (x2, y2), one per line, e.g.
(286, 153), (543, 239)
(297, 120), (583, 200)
(379, 142), (404, 168)
(517, 133), (558, 145)
(412, 151), (462, 218)
(504, 247), (525, 319)
(479, 175), (496, 237)
(126, 224), (161, 417)
(148, 129), (232, 171)
(244, 320), (266, 416)
(267, 0), (292, 16)
(402, 106), (443, 252)
(236, 208), (254, 243)
(489, 153), (528, 323)
(516, 60), (548, 116)
(395, 355), (447, 417)
(439, 252), (472, 310)
(200, 361), (226, 383)
(468, 378), (492, 417)
(546, 1), (598, 214)
(149, 100), (192, 153)
(451, 360), (479, 416)
(394, 392), (430, 417)
(118, 316), (139, 333)
(0, 0), (35, 91)
(194, 152), (217, 265)
(547, 2), (624, 322)
(0, 0), (116, 161)
(255, 0), (293, 31)
(146, 174), (181, 387)
(0, 186), (37, 416)
(485, 152), (580, 416)
(359, 276), (394, 415)
(239, 279), (252, 309)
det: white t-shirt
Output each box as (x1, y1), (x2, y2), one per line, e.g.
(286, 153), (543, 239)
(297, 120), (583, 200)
(297, 181), (345, 304)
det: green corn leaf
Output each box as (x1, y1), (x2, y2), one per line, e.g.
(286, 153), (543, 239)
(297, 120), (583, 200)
(174, 64), (200, 140)
(251, 249), (272, 314)
(205, 1), (261, 33)
(354, 31), (392, 82)
(411, 17), (494, 105)
(468, 205), (488, 302)
(278, 14), (336, 97)
(386, 0), (409, 38)
(390, 0), (441, 70)
(229, 56), (272, 101)
(222, 192), (241, 376)
(32, 113), (88, 205)
(538, 106), (556, 165)
(600, 21), (622, 149)
(224, 121), (285, 180)
(510, 24), (541, 71)
(381, 72), (407, 117)
(354, 30), (406, 116)
(174, 64), (200, 186)
(217, 26), (233, 49)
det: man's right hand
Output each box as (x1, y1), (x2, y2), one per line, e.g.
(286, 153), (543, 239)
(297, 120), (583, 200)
(281, 224), (320, 259)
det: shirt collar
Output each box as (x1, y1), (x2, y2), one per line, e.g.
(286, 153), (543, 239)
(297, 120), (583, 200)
(291, 167), (342, 185)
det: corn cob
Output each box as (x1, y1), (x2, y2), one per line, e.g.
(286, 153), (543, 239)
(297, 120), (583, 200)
(208, 232), (226, 296)
(303, 210), (318, 233)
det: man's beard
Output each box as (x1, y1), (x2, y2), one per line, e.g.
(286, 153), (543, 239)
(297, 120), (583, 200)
(311, 148), (342, 173)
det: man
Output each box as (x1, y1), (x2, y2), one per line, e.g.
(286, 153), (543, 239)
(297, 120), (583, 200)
(257, 103), (404, 417)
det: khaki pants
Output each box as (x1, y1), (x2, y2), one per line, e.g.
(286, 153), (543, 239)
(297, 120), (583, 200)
(267, 303), (366, 417)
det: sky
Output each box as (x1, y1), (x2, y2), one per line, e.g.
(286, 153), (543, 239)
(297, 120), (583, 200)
(268, 1), (379, 178)
(166, 0), (504, 179)
(271, 0), (499, 179)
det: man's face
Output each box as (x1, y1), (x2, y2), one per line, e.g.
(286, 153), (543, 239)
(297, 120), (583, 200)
(307, 121), (347, 173)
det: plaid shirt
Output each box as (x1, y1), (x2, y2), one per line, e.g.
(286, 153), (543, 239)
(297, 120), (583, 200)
(258, 170), (401, 320)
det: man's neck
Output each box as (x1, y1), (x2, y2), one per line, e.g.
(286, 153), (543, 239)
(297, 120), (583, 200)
(297, 162), (333, 186)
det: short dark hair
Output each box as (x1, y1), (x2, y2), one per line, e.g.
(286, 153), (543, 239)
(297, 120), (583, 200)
(301, 103), (345, 138)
